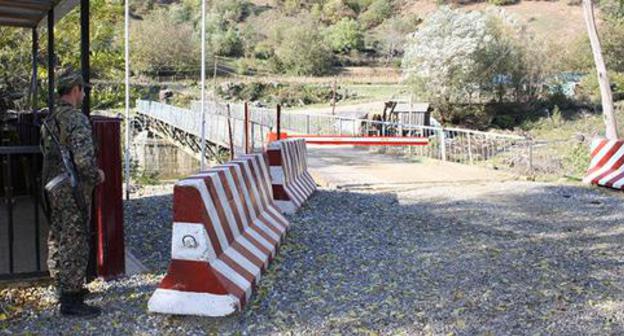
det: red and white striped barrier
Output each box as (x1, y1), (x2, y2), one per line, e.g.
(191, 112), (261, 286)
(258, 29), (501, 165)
(148, 153), (289, 316)
(267, 139), (316, 214)
(584, 138), (624, 190)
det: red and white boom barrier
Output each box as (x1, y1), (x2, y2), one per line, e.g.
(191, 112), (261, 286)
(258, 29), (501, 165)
(268, 132), (428, 146)
(148, 153), (289, 316)
(584, 138), (624, 190)
(267, 139), (316, 214)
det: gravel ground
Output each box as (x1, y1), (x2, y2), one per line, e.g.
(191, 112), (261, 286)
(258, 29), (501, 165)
(3, 181), (624, 335)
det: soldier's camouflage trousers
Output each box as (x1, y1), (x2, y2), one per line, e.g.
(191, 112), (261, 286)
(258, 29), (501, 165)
(46, 183), (93, 294)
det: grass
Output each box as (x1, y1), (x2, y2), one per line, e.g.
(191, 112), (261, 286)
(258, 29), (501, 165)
(523, 105), (624, 142)
(343, 84), (409, 101)
(487, 104), (624, 181)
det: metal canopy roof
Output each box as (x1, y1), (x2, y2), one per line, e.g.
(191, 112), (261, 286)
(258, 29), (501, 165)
(0, 0), (79, 28)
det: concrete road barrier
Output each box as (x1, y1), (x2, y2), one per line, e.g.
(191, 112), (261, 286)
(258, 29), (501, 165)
(267, 139), (316, 214)
(584, 138), (624, 190)
(148, 153), (289, 316)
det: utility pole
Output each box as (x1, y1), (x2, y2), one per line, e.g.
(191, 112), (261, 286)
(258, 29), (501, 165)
(583, 0), (619, 139)
(124, 0), (130, 200)
(200, 0), (206, 170)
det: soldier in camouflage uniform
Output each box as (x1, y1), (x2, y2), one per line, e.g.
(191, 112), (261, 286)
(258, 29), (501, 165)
(41, 69), (105, 318)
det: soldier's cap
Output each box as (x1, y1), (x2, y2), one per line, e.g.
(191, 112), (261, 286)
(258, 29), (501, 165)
(56, 68), (91, 93)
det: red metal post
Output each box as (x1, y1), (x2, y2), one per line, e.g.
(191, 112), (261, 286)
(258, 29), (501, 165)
(244, 102), (250, 154)
(276, 104), (281, 141)
(227, 104), (234, 160)
(91, 116), (125, 279)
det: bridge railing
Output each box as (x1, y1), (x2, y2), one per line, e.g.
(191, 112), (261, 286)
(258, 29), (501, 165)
(191, 99), (527, 165)
(145, 99), (528, 166)
(137, 100), (273, 153)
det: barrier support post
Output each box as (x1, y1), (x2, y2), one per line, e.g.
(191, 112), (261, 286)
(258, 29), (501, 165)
(227, 104), (234, 160)
(244, 101), (250, 154)
(276, 104), (282, 140)
(467, 133), (473, 164)
(440, 128), (447, 161)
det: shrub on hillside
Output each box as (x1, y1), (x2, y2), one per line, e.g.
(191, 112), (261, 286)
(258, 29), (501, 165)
(321, 0), (357, 24)
(599, 0), (624, 20)
(359, 0), (393, 28)
(130, 9), (199, 75)
(488, 0), (519, 5)
(218, 81), (339, 106)
(210, 26), (244, 57)
(324, 18), (365, 54)
(567, 17), (624, 73)
(345, 0), (374, 14)
(268, 15), (334, 75)
(576, 71), (624, 103)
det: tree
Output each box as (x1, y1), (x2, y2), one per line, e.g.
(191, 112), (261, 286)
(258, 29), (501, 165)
(131, 8), (199, 74)
(268, 15), (334, 75)
(2, 0), (125, 109)
(402, 7), (542, 123)
(324, 18), (364, 54)
(371, 15), (422, 63)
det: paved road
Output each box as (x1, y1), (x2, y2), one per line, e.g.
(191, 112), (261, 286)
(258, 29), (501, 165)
(307, 145), (512, 190)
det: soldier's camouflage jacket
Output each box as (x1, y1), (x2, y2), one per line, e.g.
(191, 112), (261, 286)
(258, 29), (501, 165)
(41, 99), (100, 193)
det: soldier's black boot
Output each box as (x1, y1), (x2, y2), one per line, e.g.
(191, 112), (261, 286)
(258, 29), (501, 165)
(59, 292), (101, 318)
(56, 287), (91, 300)
(76, 287), (91, 300)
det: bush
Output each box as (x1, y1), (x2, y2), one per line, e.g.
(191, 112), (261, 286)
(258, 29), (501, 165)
(488, 0), (519, 5)
(131, 9), (199, 74)
(345, 0), (374, 13)
(567, 17), (624, 73)
(210, 27), (244, 57)
(564, 141), (590, 177)
(576, 71), (624, 103)
(269, 15), (334, 75)
(359, 0), (393, 28)
(324, 18), (365, 54)
(218, 81), (339, 106)
(321, 0), (357, 24)
(599, 0), (624, 20)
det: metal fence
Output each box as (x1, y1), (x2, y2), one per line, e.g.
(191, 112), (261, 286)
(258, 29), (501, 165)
(190, 99), (528, 165)
(141, 100), (587, 179)
(141, 100), (530, 169)
(138, 100), (273, 153)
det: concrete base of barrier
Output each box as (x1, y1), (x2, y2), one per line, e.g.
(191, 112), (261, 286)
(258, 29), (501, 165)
(149, 259), (240, 316)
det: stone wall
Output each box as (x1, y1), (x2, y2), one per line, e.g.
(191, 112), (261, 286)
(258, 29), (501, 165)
(132, 132), (199, 180)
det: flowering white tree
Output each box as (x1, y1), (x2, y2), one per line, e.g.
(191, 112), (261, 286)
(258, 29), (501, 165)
(401, 7), (540, 123)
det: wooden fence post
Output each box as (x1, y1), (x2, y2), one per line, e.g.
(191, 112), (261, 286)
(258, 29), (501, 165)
(276, 104), (281, 140)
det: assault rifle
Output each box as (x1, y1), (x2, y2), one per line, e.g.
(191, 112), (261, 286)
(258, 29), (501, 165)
(42, 119), (88, 221)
